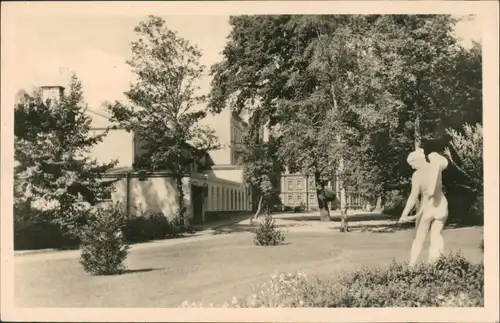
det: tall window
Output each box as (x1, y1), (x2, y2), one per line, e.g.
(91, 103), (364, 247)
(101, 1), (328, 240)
(287, 180), (293, 191)
(297, 180), (303, 190)
(297, 194), (302, 204)
(288, 194), (293, 205)
(309, 194), (316, 204)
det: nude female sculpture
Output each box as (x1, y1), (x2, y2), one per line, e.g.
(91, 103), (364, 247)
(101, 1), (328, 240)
(399, 148), (449, 266)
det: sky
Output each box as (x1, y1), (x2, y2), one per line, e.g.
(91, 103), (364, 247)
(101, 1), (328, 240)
(12, 15), (232, 111)
(11, 14), (482, 112)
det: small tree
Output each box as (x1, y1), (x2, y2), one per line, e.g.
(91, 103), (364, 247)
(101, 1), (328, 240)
(79, 202), (130, 275)
(253, 214), (286, 246)
(108, 16), (219, 226)
(14, 75), (118, 235)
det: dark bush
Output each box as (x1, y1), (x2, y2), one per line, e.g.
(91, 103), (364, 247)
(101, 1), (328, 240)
(293, 203), (306, 213)
(79, 202), (130, 276)
(382, 190), (414, 218)
(330, 199), (340, 210)
(123, 207), (175, 243)
(14, 206), (79, 250)
(253, 214), (285, 246)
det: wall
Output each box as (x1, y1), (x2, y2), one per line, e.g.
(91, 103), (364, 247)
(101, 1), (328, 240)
(89, 129), (134, 168)
(280, 174), (317, 209)
(85, 109), (134, 168)
(202, 169), (252, 221)
(41, 87), (63, 104)
(111, 175), (193, 221)
(200, 108), (231, 165)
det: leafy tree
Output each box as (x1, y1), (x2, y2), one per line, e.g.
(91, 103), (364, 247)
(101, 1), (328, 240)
(108, 15), (219, 226)
(333, 15), (482, 207)
(243, 133), (282, 223)
(14, 75), (118, 233)
(210, 16), (348, 221)
(210, 15), (482, 218)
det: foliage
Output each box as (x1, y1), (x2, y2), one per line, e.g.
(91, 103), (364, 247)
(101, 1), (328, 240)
(210, 15), (482, 212)
(443, 123), (483, 224)
(242, 133), (283, 221)
(181, 252), (483, 307)
(14, 75), (118, 233)
(79, 202), (130, 276)
(444, 123), (483, 194)
(14, 205), (79, 250)
(253, 214), (286, 246)
(107, 15), (219, 225)
(123, 207), (176, 243)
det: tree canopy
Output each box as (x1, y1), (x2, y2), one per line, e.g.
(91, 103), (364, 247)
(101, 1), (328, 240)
(209, 15), (482, 213)
(107, 15), (219, 223)
(14, 75), (118, 231)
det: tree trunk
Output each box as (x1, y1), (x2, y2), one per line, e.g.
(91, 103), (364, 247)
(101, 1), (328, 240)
(414, 108), (421, 150)
(249, 195), (264, 224)
(374, 196), (385, 212)
(176, 176), (186, 228)
(315, 172), (331, 222)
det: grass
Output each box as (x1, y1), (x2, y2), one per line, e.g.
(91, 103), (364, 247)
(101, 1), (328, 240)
(15, 226), (483, 308)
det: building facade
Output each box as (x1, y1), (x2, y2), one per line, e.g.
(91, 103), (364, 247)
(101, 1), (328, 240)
(279, 173), (364, 211)
(34, 85), (253, 225)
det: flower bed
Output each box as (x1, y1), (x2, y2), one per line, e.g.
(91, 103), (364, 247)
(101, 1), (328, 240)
(181, 252), (483, 307)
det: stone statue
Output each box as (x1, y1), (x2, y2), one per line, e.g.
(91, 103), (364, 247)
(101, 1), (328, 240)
(399, 147), (449, 266)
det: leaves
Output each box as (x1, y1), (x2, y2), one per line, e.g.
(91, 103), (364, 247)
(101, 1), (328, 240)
(107, 16), (220, 220)
(14, 75), (118, 230)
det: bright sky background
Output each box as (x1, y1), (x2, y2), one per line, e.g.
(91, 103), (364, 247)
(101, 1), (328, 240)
(12, 14), (481, 111)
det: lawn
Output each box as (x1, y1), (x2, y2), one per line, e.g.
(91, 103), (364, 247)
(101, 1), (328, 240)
(15, 226), (483, 308)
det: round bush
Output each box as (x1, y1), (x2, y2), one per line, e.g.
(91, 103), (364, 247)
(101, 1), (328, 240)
(253, 215), (285, 246)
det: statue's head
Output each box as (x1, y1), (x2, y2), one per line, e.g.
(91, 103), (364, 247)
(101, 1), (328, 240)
(407, 148), (427, 170)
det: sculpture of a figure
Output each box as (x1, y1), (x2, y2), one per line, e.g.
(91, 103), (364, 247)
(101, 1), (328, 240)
(399, 147), (449, 266)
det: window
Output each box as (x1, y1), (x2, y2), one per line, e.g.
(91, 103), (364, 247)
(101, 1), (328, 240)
(309, 179), (315, 189)
(309, 194), (316, 204)
(297, 194), (302, 203)
(297, 180), (303, 190)
(288, 194), (293, 204)
(287, 180), (293, 191)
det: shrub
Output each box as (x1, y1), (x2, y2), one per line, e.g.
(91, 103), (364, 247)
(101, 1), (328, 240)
(382, 190), (407, 217)
(293, 203), (306, 213)
(253, 214), (285, 246)
(14, 203), (80, 250)
(444, 123), (483, 224)
(122, 205), (177, 243)
(181, 252), (483, 307)
(79, 202), (130, 276)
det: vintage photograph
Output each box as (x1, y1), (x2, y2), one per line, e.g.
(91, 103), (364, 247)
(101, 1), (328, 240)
(1, 1), (497, 321)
